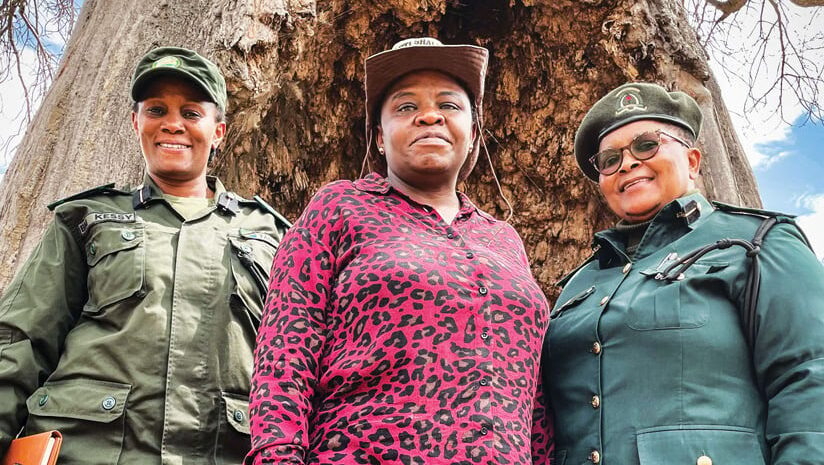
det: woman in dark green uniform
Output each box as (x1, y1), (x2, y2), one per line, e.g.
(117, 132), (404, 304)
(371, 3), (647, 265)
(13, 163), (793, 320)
(544, 82), (824, 465)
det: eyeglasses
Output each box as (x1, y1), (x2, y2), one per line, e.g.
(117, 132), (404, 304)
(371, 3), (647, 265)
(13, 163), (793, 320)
(589, 129), (692, 176)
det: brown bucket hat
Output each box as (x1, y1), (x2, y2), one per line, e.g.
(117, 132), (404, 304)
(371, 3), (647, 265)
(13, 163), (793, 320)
(364, 37), (489, 178)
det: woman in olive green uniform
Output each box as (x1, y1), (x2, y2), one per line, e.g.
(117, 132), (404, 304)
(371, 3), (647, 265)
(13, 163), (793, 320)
(544, 82), (824, 465)
(0, 47), (289, 463)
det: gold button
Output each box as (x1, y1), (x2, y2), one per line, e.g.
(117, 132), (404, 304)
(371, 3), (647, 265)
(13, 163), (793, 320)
(589, 450), (601, 464)
(599, 296), (609, 306)
(622, 263), (632, 273)
(592, 342), (602, 354)
(591, 395), (600, 409)
(697, 455), (712, 465)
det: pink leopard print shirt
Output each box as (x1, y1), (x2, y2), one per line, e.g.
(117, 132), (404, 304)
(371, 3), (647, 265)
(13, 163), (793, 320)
(248, 174), (552, 464)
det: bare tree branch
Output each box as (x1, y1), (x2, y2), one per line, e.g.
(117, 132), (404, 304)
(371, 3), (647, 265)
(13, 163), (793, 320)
(706, 0), (748, 21)
(0, 0), (78, 165)
(690, 0), (824, 125)
(789, 0), (824, 6)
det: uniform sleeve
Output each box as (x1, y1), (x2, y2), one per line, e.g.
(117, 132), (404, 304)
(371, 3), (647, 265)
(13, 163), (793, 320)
(246, 190), (338, 465)
(0, 216), (86, 449)
(750, 223), (824, 464)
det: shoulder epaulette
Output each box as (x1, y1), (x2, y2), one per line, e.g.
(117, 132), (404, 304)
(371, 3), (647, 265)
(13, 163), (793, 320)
(711, 201), (794, 219)
(244, 194), (292, 229)
(47, 183), (130, 211)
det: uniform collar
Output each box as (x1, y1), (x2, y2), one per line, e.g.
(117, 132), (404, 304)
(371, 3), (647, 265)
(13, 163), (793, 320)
(593, 192), (714, 265)
(354, 172), (493, 223)
(132, 175), (237, 215)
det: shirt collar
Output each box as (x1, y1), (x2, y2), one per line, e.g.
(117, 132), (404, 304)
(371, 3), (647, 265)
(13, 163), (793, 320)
(593, 192), (714, 265)
(132, 174), (229, 213)
(354, 172), (494, 223)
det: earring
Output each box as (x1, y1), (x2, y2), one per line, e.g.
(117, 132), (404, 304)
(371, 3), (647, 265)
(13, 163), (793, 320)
(378, 147), (385, 155)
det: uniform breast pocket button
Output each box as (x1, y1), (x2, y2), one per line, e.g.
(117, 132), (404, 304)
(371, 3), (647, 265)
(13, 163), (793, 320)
(101, 396), (117, 410)
(120, 230), (135, 241)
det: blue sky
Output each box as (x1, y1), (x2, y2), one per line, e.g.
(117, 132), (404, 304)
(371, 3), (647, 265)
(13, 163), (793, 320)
(750, 119), (824, 255)
(756, 120), (824, 214)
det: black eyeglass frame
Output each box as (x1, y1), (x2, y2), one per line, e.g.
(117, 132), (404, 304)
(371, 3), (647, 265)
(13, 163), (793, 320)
(589, 129), (693, 177)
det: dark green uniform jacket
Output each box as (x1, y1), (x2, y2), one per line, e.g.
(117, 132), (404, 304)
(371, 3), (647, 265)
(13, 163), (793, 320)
(544, 193), (824, 465)
(0, 176), (288, 464)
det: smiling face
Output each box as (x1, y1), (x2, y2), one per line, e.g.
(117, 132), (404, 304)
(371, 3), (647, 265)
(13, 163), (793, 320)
(131, 76), (225, 192)
(376, 70), (476, 191)
(598, 120), (701, 223)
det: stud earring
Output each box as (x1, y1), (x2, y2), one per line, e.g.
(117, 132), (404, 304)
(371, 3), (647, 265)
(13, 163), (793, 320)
(378, 147), (385, 155)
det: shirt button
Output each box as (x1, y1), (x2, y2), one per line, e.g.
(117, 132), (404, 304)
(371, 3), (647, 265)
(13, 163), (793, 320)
(38, 394), (48, 406)
(480, 426), (488, 435)
(121, 230), (135, 241)
(89, 243), (97, 256)
(479, 379), (488, 386)
(241, 244), (252, 254)
(697, 456), (713, 465)
(599, 296), (609, 306)
(592, 342), (602, 355)
(479, 287), (488, 296)
(622, 263), (632, 274)
(466, 251), (474, 259)
(447, 232), (455, 239)
(101, 396), (117, 410)
(233, 409), (245, 422)
(481, 331), (489, 340)
(589, 449), (601, 464)
(591, 395), (601, 409)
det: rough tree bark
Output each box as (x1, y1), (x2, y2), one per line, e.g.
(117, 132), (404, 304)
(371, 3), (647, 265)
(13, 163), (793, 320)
(0, 0), (761, 302)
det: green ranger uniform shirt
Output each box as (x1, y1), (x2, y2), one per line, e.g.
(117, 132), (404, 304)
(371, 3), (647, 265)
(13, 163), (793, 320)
(0, 175), (289, 464)
(544, 193), (824, 465)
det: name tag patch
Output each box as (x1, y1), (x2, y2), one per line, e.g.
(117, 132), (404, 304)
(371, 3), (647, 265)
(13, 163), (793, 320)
(79, 212), (136, 235)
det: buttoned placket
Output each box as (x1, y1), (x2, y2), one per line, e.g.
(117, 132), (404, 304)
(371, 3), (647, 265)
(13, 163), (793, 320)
(423, 201), (496, 446)
(586, 251), (636, 465)
(158, 194), (226, 461)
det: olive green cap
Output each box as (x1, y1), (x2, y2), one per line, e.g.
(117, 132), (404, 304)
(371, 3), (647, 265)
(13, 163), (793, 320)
(574, 82), (702, 181)
(130, 46), (227, 112)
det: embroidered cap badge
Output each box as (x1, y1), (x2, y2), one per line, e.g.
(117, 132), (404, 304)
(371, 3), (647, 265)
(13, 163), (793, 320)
(614, 87), (647, 115)
(152, 56), (181, 69)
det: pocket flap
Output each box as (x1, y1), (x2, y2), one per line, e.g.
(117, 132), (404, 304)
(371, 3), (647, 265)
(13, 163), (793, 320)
(640, 260), (729, 277)
(27, 379), (131, 423)
(222, 392), (250, 435)
(551, 286), (595, 318)
(85, 227), (143, 267)
(229, 234), (277, 269)
(637, 426), (765, 465)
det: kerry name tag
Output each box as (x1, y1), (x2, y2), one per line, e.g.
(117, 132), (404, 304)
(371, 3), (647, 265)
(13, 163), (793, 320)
(78, 212), (136, 235)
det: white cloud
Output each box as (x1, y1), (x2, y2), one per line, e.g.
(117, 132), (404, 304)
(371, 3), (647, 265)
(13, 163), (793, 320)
(793, 193), (824, 259)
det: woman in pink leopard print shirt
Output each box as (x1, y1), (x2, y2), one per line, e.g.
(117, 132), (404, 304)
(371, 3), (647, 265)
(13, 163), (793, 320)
(247, 38), (552, 465)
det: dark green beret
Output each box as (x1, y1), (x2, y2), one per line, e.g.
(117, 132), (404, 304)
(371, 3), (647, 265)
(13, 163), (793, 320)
(574, 82), (702, 181)
(131, 46), (227, 112)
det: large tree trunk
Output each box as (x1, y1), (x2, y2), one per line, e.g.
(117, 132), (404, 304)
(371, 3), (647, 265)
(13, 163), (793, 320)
(0, 0), (760, 302)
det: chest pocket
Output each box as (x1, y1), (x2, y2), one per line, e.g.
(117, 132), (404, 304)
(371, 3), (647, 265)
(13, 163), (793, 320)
(228, 230), (279, 325)
(628, 260), (728, 330)
(84, 224), (145, 313)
